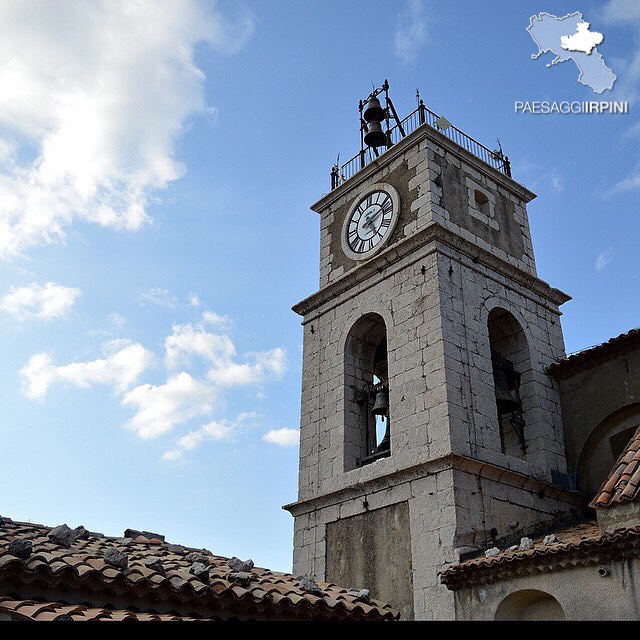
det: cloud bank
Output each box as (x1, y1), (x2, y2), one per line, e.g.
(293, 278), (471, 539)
(20, 310), (286, 455)
(0, 0), (253, 258)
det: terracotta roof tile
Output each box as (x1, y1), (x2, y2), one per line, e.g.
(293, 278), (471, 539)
(590, 425), (640, 508)
(548, 327), (640, 379)
(440, 521), (640, 589)
(0, 596), (203, 622)
(0, 518), (398, 621)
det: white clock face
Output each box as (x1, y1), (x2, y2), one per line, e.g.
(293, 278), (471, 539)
(346, 191), (393, 254)
(341, 183), (400, 261)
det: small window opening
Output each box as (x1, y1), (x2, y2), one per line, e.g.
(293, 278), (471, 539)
(474, 189), (490, 215)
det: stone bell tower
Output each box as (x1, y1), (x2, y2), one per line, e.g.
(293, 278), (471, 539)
(284, 83), (583, 620)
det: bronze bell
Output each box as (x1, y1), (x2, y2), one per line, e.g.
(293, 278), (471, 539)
(363, 95), (385, 122)
(364, 120), (386, 148)
(494, 368), (520, 415)
(376, 423), (390, 453)
(372, 386), (390, 416)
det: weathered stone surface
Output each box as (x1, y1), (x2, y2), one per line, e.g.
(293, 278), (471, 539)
(228, 571), (253, 587)
(73, 526), (89, 540)
(114, 537), (133, 547)
(167, 544), (186, 554)
(543, 534), (559, 545)
(227, 556), (254, 573)
(144, 557), (165, 575)
(326, 502), (413, 620)
(48, 524), (76, 548)
(298, 576), (323, 595)
(104, 547), (128, 569)
(347, 588), (370, 603)
(519, 537), (534, 551)
(189, 562), (209, 582)
(124, 529), (165, 541)
(8, 539), (32, 559)
(185, 552), (209, 565)
(507, 545), (519, 552)
(485, 547), (501, 557)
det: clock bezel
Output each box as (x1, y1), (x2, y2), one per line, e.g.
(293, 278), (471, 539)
(340, 182), (401, 261)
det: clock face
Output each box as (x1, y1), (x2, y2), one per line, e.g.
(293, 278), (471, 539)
(346, 190), (393, 254)
(341, 184), (400, 260)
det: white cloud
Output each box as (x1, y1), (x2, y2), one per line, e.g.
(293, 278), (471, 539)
(165, 320), (235, 369)
(108, 313), (127, 328)
(394, 0), (428, 64)
(0, 1), (254, 258)
(0, 281), (80, 320)
(162, 412), (257, 460)
(187, 293), (201, 308)
(140, 288), (178, 308)
(517, 161), (565, 195)
(166, 315), (286, 386)
(549, 172), (564, 193)
(123, 372), (214, 440)
(263, 428), (300, 448)
(202, 310), (231, 328)
(21, 340), (153, 399)
(609, 166), (640, 194)
(207, 347), (287, 386)
(595, 247), (614, 270)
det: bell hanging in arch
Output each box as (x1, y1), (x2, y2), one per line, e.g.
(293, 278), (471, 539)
(363, 95), (385, 123)
(364, 120), (386, 148)
(492, 354), (521, 416)
(494, 369), (520, 415)
(371, 386), (390, 416)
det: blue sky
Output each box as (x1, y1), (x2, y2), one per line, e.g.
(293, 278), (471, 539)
(0, 0), (638, 573)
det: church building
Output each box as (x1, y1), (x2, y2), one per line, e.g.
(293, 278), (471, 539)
(284, 81), (640, 621)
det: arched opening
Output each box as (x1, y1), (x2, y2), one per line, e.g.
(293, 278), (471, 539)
(344, 313), (390, 471)
(494, 589), (565, 621)
(577, 403), (640, 497)
(474, 189), (490, 216)
(488, 308), (532, 459)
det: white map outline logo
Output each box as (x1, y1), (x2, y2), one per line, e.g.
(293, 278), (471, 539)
(527, 12), (616, 94)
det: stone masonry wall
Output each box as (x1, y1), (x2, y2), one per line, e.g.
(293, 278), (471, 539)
(291, 468), (459, 620)
(453, 558), (640, 620)
(436, 248), (568, 476)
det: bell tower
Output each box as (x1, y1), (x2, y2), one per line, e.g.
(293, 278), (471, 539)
(284, 83), (582, 621)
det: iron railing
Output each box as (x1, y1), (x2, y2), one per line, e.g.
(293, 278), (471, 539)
(331, 102), (511, 189)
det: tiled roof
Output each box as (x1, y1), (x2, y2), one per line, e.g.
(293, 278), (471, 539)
(439, 521), (640, 590)
(590, 425), (640, 508)
(0, 517), (397, 622)
(0, 596), (202, 622)
(548, 327), (640, 379)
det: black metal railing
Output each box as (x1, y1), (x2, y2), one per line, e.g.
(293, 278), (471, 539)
(331, 102), (511, 189)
